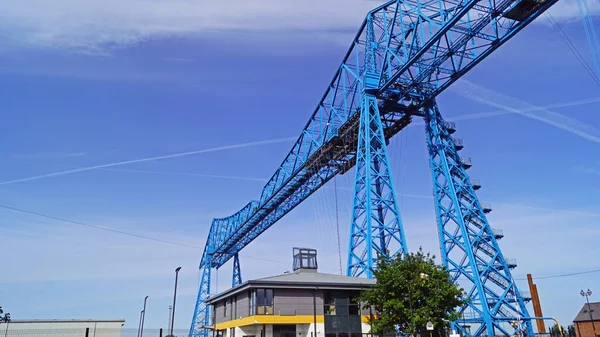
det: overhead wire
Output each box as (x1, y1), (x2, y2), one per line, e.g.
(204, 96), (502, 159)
(334, 176), (343, 275)
(575, 0), (600, 78)
(0, 203), (314, 269)
(1, 202), (597, 279)
(310, 156), (332, 268)
(544, 12), (600, 88)
(0, 203), (201, 249)
(514, 268), (600, 280)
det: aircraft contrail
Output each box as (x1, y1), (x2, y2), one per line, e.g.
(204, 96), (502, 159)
(394, 94), (600, 127)
(0, 137), (296, 186)
(445, 96), (600, 122)
(90, 167), (268, 182)
(454, 79), (600, 144)
(3, 93), (598, 186)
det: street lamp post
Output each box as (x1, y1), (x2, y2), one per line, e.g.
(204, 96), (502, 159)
(168, 305), (173, 333)
(408, 272), (429, 337)
(170, 267), (182, 336)
(580, 289), (597, 336)
(140, 296), (149, 337)
(137, 310), (144, 337)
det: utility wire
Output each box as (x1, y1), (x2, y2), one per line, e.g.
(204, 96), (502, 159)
(515, 268), (600, 280)
(544, 12), (600, 88)
(334, 176), (343, 275)
(0, 203), (312, 268)
(0, 203), (201, 249)
(3, 202), (599, 280)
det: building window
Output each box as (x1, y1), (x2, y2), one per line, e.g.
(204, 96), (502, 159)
(348, 293), (360, 315)
(250, 289), (273, 315)
(224, 299), (228, 317)
(323, 291), (360, 316)
(324, 292), (336, 315)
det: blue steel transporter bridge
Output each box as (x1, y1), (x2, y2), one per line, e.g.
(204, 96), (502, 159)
(189, 0), (562, 336)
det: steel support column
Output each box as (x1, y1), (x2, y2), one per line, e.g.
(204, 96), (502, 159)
(189, 257), (212, 337)
(424, 101), (533, 337)
(347, 14), (408, 278)
(232, 253), (242, 287)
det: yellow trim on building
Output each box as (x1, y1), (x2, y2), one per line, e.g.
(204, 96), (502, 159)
(215, 315), (324, 330)
(215, 315), (374, 330)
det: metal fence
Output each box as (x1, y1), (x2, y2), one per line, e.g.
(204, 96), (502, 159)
(0, 328), (189, 337)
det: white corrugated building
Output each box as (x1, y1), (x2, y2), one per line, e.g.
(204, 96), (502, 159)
(1, 319), (126, 337)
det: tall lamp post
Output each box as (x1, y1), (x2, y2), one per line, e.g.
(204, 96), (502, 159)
(170, 266), (182, 336)
(408, 272), (429, 337)
(140, 296), (149, 337)
(580, 289), (597, 336)
(168, 305), (173, 332)
(137, 310), (144, 337)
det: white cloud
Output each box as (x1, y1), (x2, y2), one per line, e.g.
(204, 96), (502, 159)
(0, 0), (594, 54)
(0, 0), (371, 53)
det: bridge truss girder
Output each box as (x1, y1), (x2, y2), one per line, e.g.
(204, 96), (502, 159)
(189, 0), (558, 335)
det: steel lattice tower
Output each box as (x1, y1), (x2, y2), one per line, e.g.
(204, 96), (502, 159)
(189, 0), (559, 336)
(424, 102), (533, 336)
(347, 16), (409, 278)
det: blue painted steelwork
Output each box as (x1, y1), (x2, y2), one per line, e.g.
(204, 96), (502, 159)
(575, 0), (600, 80)
(232, 254), (242, 287)
(347, 16), (408, 278)
(424, 102), (533, 337)
(189, 0), (559, 335)
(189, 253), (212, 337)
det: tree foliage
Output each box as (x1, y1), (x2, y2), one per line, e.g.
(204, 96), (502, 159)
(360, 248), (466, 336)
(0, 306), (10, 323)
(550, 324), (564, 337)
(549, 324), (576, 337)
(568, 324), (576, 337)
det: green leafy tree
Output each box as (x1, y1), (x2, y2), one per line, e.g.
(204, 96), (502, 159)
(0, 306), (10, 323)
(549, 323), (577, 337)
(549, 324), (565, 337)
(360, 248), (466, 337)
(568, 324), (576, 337)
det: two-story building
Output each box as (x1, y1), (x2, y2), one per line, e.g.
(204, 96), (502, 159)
(207, 248), (375, 337)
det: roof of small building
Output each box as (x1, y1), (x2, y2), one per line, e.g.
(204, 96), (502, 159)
(206, 269), (375, 304)
(8, 319), (126, 323)
(573, 302), (600, 322)
(256, 270), (377, 285)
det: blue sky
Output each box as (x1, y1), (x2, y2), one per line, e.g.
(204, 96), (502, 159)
(1, 0), (600, 333)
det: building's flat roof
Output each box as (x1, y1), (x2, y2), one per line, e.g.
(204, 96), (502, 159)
(8, 319), (126, 323)
(206, 269), (375, 304)
(256, 270), (376, 285)
(573, 302), (600, 322)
